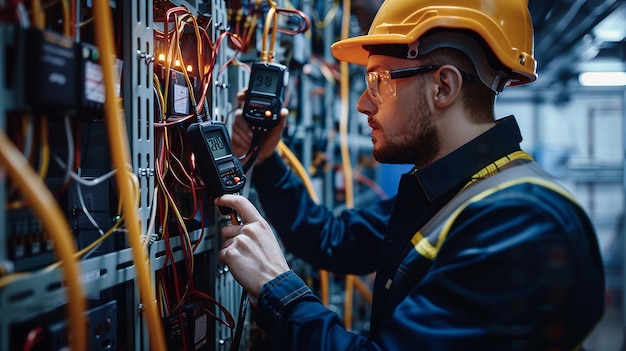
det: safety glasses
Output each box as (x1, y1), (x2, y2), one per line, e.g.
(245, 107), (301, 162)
(364, 65), (477, 105)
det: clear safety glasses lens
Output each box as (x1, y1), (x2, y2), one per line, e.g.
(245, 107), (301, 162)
(365, 71), (396, 105)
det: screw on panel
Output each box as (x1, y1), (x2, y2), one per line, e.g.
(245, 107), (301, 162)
(218, 338), (231, 347)
(139, 168), (155, 177)
(136, 50), (154, 64)
(215, 81), (230, 89)
(218, 265), (230, 275)
(215, 22), (230, 32)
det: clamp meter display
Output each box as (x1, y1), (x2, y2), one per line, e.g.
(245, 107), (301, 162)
(187, 122), (246, 197)
(242, 62), (289, 131)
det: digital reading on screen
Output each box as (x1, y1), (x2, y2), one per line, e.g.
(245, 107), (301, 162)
(250, 69), (279, 94)
(204, 129), (229, 159)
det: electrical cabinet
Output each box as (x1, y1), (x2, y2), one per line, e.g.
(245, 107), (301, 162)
(0, 0), (378, 349)
(0, 1), (248, 350)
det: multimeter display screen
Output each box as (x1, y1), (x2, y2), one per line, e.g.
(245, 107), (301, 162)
(204, 129), (230, 159)
(250, 69), (280, 94)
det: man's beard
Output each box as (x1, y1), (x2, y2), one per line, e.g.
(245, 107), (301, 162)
(372, 98), (440, 167)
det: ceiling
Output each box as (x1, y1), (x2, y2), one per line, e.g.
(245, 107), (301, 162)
(529, 0), (626, 89)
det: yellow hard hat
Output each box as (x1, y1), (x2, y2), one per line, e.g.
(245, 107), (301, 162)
(331, 0), (537, 91)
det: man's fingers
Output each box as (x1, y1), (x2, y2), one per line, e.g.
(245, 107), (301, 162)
(236, 88), (248, 106)
(220, 224), (242, 240)
(218, 237), (236, 264)
(215, 194), (261, 224)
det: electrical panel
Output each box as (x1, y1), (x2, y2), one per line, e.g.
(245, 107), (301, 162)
(0, 0), (379, 350)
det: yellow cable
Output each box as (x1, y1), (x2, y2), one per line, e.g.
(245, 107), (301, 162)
(173, 15), (197, 106)
(0, 131), (86, 351)
(243, 15), (257, 50)
(338, 0), (355, 330)
(277, 141), (319, 203)
(260, 5), (278, 62)
(339, 2), (353, 210)
(155, 165), (195, 313)
(277, 141), (329, 306)
(32, 0), (45, 29)
(38, 115), (50, 181)
(61, 0), (71, 36)
(188, 15), (204, 83)
(92, 1), (166, 350)
(43, 215), (124, 273)
(7, 113), (34, 210)
(154, 73), (166, 122)
(0, 272), (31, 290)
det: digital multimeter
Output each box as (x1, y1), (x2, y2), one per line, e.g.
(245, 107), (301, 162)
(187, 122), (246, 198)
(242, 62), (289, 131)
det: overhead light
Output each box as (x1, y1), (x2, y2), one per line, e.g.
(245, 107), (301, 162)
(592, 3), (626, 42)
(578, 72), (626, 86)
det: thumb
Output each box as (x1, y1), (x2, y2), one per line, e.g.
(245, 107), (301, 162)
(214, 194), (261, 223)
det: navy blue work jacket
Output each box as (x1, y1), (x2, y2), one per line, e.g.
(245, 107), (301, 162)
(249, 116), (605, 350)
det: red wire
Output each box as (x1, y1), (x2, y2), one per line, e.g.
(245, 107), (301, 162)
(22, 327), (43, 351)
(151, 6), (261, 345)
(190, 290), (235, 329)
(153, 114), (196, 128)
(163, 224), (183, 312)
(177, 310), (190, 351)
(163, 7), (190, 52)
(191, 192), (205, 253)
(276, 7), (311, 35)
(166, 149), (194, 189)
(70, 0), (76, 38)
(157, 152), (195, 308)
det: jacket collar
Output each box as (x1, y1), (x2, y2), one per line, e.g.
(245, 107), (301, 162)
(413, 115), (523, 201)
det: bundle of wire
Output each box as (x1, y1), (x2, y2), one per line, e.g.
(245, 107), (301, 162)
(153, 6), (241, 351)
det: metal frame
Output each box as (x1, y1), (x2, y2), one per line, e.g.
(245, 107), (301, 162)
(121, 1), (155, 349)
(0, 1), (260, 350)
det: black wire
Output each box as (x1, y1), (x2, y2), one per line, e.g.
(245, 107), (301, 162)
(230, 289), (249, 351)
(242, 130), (266, 172)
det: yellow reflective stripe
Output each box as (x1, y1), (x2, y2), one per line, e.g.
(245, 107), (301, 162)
(411, 151), (533, 261)
(415, 238), (437, 260)
(411, 231), (437, 260)
(411, 231), (424, 247)
(436, 177), (577, 253)
(463, 151), (534, 190)
(412, 176), (578, 260)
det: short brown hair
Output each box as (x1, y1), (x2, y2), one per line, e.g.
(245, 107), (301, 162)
(418, 48), (496, 123)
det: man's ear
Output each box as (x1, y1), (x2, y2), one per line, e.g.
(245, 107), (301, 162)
(432, 65), (463, 108)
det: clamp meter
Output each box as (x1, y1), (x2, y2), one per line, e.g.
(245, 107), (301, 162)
(242, 62), (289, 131)
(187, 122), (246, 198)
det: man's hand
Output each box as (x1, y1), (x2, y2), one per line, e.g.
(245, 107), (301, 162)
(231, 89), (288, 165)
(216, 194), (290, 298)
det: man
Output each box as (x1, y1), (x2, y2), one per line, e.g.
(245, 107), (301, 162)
(217, 0), (605, 349)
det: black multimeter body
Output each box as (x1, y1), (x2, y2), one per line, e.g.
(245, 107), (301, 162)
(242, 62), (289, 131)
(187, 122), (246, 197)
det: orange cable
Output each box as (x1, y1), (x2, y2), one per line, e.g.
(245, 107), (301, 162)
(92, 1), (166, 349)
